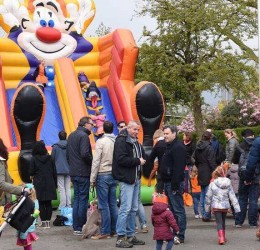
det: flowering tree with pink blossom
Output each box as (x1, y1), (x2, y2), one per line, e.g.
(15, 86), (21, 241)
(236, 93), (260, 125)
(177, 113), (196, 133)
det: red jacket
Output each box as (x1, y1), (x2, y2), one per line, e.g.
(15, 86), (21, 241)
(151, 202), (179, 240)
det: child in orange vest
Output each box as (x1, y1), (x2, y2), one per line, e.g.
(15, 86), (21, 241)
(190, 166), (201, 219)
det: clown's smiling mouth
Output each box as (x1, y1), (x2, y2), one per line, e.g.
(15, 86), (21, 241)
(30, 42), (66, 54)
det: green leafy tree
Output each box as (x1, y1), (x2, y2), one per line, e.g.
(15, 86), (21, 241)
(136, 0), (257, 137)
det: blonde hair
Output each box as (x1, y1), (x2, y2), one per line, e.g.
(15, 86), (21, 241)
(153, 129), (164, 140)
(212, 165), (227, 179)
(224, 129), (238, 140)
(190, 166), (198, 179)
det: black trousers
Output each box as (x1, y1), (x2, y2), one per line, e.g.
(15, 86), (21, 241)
(39, 200), (52, 221)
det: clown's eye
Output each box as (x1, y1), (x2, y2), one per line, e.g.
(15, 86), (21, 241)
(40, 20), (47, 27)
(48, 20), (55, 28)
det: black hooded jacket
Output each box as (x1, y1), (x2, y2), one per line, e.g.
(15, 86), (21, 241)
(232, 137), (255, 164)
(194, 140), (217, 186)
(112, 129), (145, 184)
(30, 154), (57, 201)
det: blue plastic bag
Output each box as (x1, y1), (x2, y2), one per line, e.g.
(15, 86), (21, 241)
(60, 207), (73, 226)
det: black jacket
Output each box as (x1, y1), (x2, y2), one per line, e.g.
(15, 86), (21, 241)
(149, 139), (167, 173)
(67, 126), (93, 177)
(184, 140), (196, 166)
(160, 138), (186, 190)
(30, 155), (57, 201)
(112, 130), (145, 184)
(194, 140), (217, 186)
(232, 138), (254, 164)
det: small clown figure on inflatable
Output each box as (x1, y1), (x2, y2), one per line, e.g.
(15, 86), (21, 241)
(33, 59), (48, 91)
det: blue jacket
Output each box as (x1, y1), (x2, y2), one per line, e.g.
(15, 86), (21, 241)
(51, 140), (70, 175)
(245, 137), (260, 182)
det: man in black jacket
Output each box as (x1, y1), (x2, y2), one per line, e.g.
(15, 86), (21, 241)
(112, 120), (146, 248)
(160, 125), (187, 244)
(67, 116), (93, 235)
(232, 129), (258, 228)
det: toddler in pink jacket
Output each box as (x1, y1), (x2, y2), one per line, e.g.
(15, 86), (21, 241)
(152, 202), (179, 250)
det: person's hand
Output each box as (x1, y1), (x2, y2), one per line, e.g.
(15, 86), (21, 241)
(147, 180), (151, 187)
(90, 182), (96, 187)
(139, 157), (146, 165)
(22, 187), (31, 196)
(244, 181), (251, 185)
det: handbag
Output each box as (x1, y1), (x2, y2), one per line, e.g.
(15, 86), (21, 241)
(183, 192), (193, 207)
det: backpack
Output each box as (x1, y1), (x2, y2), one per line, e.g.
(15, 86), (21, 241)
(237, 145), (250, 180)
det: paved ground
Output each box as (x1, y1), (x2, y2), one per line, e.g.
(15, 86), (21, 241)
(1, 206), (259, 250)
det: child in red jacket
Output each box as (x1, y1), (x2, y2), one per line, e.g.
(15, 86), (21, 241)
(151, 202), (179, 250)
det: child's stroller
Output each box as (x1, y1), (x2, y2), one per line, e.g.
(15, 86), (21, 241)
(0, 192), (35, 237)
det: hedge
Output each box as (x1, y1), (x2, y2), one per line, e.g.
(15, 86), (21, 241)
(178, 125), (260, 146)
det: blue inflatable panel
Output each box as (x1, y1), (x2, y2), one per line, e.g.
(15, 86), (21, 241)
(6, 87), (64, 147)
(84, 87), (118, 137)
(40, 87), (64, 145)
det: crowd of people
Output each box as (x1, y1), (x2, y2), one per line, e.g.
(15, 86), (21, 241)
(1, 119), (260, 249)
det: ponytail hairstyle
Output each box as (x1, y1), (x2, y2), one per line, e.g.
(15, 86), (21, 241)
(212, 165), (227, 179)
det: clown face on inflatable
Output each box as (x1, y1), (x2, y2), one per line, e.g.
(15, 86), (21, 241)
(0, 0), (95, 65)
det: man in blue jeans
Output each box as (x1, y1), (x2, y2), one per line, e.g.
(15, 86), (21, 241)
(67, 116), (93, 235)
(90, 121), (118, 239)
(235, 133), (260, 228)
(160, 125), (187, 244)
(112, 120), (146, 248)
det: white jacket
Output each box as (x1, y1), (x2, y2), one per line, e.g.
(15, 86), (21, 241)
(90, 134), (116, 183)
(205, 177), (240, 213)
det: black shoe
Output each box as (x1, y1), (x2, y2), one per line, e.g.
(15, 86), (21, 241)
(179, 238), (185, 244)
(116, 237), (133, 248)
(202, 218), (215, 222)
(128, 236), (145, 245)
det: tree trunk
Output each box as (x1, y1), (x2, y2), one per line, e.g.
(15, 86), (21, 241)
(192, 91), (204, 140)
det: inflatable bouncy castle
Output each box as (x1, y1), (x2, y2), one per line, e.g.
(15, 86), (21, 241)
(0, 0), (165, 202)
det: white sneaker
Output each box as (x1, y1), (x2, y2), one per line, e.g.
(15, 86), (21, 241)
(195, 215), (200, 219)
(174, 236), (180, 245)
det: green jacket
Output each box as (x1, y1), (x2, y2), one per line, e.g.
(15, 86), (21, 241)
(0, 158), (23, 205)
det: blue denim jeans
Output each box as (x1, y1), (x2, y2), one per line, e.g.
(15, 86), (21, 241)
(71, 176), (90, 231)
(156, 239), (174, 250)
(96, 173), (118, 235)
(136, 188), (147, 229)
(192, 192), (201, 215)
(164, 182), (187, 241)
(235, 181), (259, 226)
(200, 185), (211, 219)
(116, 179), (140, 237)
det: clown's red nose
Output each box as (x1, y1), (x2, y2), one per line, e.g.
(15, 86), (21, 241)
(36, 27), (61, 43)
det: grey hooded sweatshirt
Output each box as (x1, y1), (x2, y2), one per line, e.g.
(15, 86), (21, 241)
(51, 140), (70, 175)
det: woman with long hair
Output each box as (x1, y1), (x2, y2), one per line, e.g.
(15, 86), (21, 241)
(0, 138), (27, 205)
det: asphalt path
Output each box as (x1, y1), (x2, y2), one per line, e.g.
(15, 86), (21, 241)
(1, 206), (259, 250)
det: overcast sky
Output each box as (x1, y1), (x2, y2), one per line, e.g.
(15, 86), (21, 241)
(87, 0), (155, 43)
